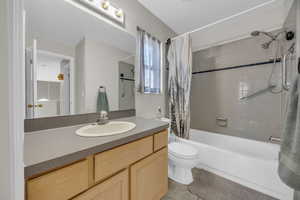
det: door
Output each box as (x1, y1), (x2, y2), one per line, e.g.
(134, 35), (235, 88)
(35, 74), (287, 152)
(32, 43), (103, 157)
(25, 39), (37, 119)
(25, 45), (72, 118)
(130, 148), (168, 200)
(73, 169), (128, 200)
(60, 59), (71, 115)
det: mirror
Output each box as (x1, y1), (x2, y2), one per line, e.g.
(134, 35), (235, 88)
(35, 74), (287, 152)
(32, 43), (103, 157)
(24, 0), (136, 119)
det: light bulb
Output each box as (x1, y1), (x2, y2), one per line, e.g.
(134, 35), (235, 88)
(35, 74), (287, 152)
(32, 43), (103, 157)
(101, 1), (110, 10)
(115, 8), (123, 18)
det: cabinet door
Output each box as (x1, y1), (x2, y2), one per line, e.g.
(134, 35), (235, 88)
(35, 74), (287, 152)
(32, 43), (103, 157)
(130, 148), (168, 200)
(154, 130), (168, 152)
(27, 159), (89, 200)
(94, 136), (153, 182)
(73, 169), (129, 200)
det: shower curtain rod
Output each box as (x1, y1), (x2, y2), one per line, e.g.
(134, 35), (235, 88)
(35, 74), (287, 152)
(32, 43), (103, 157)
(164, 0), (276, 44)
(192, 58), (281, 75)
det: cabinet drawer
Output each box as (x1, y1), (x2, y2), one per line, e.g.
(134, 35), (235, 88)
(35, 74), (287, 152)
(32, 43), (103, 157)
(130, 148), (168, 200)
(94, 136), (153, 182)
(73, 169), (129, 200)
(154, 130), (168, 151)
(27, 159), (89, 200)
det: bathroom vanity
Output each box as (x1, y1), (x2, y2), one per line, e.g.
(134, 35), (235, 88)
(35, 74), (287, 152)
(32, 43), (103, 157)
(24, 117), (169, 200)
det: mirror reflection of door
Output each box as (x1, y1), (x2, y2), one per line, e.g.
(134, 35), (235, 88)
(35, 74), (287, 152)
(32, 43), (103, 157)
(25, 39), (37, 119)
(119, 59), (135, 110)
(25, 42), (72, 118)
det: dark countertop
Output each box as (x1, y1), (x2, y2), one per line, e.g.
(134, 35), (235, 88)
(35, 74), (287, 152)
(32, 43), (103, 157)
(24, 117), (169, 178)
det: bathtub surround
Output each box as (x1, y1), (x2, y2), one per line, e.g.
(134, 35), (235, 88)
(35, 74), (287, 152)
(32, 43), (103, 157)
(168, 34), (192, 139)
(279, 75), (300, 199)
(190, 29), (296, 142)
(162, 169), (277, 200)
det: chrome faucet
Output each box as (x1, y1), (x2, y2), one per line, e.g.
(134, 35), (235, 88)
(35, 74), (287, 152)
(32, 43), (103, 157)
(96, 110), (109, 125)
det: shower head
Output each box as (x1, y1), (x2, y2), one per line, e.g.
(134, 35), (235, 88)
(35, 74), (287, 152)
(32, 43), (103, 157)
(251, 31), (274, 49)
(251, 31), (276, 40)
(251, 31), (261, 37)
(251, 30), (287, 49)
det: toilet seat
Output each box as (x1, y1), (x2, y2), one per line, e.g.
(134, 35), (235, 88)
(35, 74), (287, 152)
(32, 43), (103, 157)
(168, 142), (198, 159)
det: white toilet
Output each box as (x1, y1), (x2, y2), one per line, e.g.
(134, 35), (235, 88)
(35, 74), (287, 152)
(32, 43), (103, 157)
(168, 142), (199, 185)
(160, 118), (199, 185)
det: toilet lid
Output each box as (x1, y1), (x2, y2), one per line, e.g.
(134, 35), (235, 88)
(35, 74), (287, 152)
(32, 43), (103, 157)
(169, 142), (198, 159)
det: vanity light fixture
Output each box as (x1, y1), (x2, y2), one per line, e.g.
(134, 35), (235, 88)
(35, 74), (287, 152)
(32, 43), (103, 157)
(66, 0), (125, 25)
(115, 8), (123, 18)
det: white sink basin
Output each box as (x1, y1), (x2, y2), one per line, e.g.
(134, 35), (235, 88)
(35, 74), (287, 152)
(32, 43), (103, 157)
(76, 121), (136, 137)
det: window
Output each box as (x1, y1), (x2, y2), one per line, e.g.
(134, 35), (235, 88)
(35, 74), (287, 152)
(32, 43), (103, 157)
(137, 27), (162, 94)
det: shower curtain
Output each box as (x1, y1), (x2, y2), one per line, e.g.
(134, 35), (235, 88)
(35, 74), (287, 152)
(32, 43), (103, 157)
(278, 75), (300, 200)
(167, 34), (192, 139)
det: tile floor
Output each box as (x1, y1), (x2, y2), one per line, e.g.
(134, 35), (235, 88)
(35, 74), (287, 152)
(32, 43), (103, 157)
(162, 168), (278, 200)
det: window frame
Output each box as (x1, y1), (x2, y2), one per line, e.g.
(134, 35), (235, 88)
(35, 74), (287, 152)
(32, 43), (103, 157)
(142, 40), (163, 95)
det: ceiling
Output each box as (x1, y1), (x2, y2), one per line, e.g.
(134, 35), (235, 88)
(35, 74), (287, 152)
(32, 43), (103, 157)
(25, 0), (294, 53)
(138, 0), (287, 34)
(138, 0), (294, 51)
(25, 0), (136, 54)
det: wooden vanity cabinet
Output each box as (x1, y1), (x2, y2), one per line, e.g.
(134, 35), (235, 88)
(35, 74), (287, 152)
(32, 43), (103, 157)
(94, 136), (153, 182)
(73, 169), (129, 200)
(154, 130), (168, 152)
(26, 130), (168, 200)
(131, 148), (168, 200)
(26, 159), (89, 200)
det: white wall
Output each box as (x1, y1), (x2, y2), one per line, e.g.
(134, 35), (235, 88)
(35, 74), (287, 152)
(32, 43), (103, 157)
(75, 39), (86, 114)
(0, 0), (13, 199)
(85, 38), (130, 112)
(110, 0), (176, 118)
(37, 54), (62, 82)
(26, 35), (75, 57)
(76, 38), (132, 113)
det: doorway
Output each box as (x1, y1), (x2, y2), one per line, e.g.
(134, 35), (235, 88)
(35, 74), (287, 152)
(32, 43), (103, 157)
(25, 48), (74, 118)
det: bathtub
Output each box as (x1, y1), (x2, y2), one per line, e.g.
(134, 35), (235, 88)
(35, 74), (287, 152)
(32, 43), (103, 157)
(177, 129), (294, 200)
